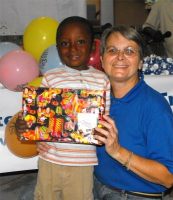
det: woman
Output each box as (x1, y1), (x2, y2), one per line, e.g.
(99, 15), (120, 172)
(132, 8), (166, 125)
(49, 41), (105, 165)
(94, 25), (173, 200)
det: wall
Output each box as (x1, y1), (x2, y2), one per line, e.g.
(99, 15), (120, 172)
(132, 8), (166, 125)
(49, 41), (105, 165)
(100, 0), (114, 25)
(87, 0), (100, 25)
(114, 0), (148, 28)
(87, 0), (100, 13)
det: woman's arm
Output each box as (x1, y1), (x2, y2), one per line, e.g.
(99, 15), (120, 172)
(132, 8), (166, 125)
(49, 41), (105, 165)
(94, 115), (173, 188)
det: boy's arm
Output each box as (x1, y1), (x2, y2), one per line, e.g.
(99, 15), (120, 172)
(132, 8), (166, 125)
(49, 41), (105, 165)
(5, 112), (38, 158)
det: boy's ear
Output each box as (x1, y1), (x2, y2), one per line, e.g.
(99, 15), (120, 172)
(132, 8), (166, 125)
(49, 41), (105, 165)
(91, 42), (96, 52)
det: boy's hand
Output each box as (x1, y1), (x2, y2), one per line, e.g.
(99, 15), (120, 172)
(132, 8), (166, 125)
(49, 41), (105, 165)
(15, 112), (27, 137)
(37, 142), (51, 154)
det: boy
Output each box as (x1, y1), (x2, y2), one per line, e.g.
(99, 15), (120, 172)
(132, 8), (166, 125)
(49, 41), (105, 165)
(16, 16), (110, 200)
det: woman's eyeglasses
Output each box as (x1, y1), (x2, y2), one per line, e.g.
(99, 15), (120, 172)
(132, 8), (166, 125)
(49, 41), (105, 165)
(105, 46), (139, 58)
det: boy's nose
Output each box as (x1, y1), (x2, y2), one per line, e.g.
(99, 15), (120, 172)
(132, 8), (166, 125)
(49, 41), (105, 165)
(69, 42), (77, 50)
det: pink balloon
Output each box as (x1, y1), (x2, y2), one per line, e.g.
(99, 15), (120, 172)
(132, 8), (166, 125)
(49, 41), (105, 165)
(88, 39), (103, 72)
(0, 50), (39, 91)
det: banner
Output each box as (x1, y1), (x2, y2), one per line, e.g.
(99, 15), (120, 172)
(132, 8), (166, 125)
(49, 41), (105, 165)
(144, 75), (173, 111)
(0, 85), (38, 173)
(0, 75), (173, 173)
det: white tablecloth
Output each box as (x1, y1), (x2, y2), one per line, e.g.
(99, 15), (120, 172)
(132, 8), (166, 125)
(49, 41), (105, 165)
(0, 75), (173, 173)
(144, 75), (173, 111)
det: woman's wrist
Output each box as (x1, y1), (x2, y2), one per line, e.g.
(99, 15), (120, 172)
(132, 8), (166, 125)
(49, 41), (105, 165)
(124, 151), (133, 170)
(113, 147), (133, 170)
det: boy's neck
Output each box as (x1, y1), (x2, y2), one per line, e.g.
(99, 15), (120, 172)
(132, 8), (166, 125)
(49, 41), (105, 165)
(68, 65), (89, 71)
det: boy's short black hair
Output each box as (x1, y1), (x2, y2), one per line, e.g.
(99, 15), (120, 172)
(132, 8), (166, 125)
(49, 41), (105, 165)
(56, 16), (94, 46)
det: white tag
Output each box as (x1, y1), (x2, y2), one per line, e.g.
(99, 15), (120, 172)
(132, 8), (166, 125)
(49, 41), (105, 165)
(77, 113), (99, 144)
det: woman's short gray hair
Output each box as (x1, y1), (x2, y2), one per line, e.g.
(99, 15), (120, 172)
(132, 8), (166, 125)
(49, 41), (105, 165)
(100, 25), (145, 59)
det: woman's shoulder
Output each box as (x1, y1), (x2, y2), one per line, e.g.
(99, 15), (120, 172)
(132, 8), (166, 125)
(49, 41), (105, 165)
(143, 81), (172, 112)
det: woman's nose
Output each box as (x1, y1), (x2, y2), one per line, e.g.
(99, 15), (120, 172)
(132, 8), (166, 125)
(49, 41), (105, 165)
(117, 50), (125, 60)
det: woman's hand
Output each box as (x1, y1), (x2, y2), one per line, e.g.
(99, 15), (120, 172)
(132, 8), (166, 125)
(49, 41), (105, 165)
(94, 115), (120, 157)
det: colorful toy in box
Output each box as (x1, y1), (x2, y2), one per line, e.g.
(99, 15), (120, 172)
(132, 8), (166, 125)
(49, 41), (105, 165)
(21, 86), (106, 145)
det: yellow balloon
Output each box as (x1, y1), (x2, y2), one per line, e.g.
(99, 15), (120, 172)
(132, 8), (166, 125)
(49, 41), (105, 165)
(23, 16), (59, 62)
(28, 76), (43, 87)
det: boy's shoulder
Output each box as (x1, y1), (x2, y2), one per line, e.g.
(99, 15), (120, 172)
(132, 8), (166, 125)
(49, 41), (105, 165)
(88, 66), (104, 73)
(44, 66), (65, 74)
(88, 66), (108, 78)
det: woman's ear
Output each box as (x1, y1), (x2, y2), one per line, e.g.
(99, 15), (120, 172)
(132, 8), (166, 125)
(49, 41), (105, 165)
(100, 56), (103, 63)
(138, 60), (143, 70)
(100, 56), (105, 70)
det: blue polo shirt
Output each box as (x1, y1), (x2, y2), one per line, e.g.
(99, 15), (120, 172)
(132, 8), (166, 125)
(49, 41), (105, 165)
(95, 79), (173, 193)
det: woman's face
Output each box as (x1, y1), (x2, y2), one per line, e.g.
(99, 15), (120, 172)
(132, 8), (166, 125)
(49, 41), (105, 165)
(101, 32), (142, 84)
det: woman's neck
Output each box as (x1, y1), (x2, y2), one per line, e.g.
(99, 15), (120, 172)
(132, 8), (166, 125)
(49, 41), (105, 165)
(111, 77), (139, 98)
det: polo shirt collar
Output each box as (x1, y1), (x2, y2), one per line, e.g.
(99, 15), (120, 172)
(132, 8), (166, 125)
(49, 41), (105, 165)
(111, 78), (145, 103)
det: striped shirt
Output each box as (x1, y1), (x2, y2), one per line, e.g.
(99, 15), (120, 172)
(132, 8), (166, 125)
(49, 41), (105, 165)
(39, 65), (110, 166)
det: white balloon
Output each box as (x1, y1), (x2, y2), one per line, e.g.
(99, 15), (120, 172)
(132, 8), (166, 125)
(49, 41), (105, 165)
(0, 42), (21, 58)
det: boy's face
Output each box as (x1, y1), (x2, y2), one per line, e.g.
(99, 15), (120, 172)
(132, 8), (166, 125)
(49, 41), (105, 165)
(57, 22), (92, 70)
